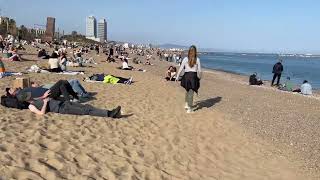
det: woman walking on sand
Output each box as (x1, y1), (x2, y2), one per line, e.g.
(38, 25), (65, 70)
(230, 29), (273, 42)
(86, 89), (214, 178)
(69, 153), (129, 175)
(176, 45), (202, 113)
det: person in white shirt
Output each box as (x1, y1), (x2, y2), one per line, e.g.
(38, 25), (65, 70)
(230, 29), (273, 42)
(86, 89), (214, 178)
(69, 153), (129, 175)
(48, 52), (62, 72)
(122, 59), (133, 70)
(176, 45), (202, 113)
(300, 80), (312, 95)
(59, 53), (67, 71)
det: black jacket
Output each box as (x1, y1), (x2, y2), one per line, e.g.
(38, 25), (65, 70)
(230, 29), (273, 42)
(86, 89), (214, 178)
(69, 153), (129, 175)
(272, 62), (283, 74)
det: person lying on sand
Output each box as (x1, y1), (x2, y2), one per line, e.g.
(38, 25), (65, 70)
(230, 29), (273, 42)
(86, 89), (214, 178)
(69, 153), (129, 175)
(27, 97), (121, 118)
(279, 77), (295, 92)
(85, 74), (133, 85)
(31, 79), (91, 99)
(7, 80), (79, 103)
(0, 57), (23, 78)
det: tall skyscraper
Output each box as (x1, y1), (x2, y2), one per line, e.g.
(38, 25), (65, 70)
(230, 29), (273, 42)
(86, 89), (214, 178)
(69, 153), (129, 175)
(86, 16), (97, 38)
(98, 18), (107, 43)
(44, 17), (55, 42)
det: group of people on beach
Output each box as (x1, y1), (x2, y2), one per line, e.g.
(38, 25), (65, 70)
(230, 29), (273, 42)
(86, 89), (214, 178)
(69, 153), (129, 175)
(0, 30), (315, 118)
(0, 35), (133, 118)
(249, 59), (313, 95)
(3, 79), (122, 118)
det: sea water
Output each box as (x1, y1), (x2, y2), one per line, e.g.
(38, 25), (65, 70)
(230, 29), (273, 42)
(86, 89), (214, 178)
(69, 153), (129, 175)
(200, 52), (320, 89)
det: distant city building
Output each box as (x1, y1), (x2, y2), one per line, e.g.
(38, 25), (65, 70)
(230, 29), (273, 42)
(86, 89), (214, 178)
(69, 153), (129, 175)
(86, 16), (97, 38)
(97, 18), (107, 43)
(43, 17), (55, 42)
(28, 28), (46, 37)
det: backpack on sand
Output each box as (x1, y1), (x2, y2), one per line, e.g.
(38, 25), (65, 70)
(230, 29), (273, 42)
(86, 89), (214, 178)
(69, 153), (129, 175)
(1, 95), (29, 109)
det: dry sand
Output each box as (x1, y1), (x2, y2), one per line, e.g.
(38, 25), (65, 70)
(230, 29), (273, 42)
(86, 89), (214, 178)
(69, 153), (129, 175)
(0, 46), (319, 179)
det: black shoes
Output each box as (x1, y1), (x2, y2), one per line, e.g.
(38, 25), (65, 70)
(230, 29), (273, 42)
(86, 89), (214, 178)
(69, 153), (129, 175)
(108, 106), (121, 118)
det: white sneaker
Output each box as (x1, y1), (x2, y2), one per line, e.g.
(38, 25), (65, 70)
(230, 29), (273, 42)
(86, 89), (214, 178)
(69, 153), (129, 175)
(184, 103), (189, 110)
(128, 77), (133, 84)
(70, 99), (79, 103)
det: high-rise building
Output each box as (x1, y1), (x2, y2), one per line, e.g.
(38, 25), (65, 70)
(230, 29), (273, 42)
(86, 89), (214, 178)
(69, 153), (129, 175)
(97, 18), (107, 43)
(86, 16), (97, 38)
(44, 17), (55, 42)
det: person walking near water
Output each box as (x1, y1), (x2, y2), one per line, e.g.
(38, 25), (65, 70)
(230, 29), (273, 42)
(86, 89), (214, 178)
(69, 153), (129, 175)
(271, 59), (284, 86)
(176, 45), (202, 113)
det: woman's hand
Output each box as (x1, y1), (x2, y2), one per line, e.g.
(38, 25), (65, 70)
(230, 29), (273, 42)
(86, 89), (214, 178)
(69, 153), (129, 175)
(43, 97), (50, 103)
(43, 90), (51, 99)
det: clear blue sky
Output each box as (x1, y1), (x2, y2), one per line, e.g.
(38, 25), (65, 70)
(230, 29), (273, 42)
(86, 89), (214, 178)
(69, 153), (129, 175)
(1, 0), (320, 53)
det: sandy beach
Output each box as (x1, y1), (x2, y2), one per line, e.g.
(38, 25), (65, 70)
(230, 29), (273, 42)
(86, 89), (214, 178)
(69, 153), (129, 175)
(0, 46), (320, 179)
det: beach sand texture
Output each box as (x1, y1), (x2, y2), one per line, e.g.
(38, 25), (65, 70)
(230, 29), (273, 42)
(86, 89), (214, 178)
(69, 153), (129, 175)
(0, 46), (319, 179)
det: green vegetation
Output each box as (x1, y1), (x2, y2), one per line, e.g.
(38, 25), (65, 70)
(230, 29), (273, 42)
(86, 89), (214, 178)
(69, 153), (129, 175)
(61, 32), (100, 45)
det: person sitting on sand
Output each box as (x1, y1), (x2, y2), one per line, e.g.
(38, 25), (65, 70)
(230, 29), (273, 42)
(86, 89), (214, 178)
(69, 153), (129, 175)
(38, 49), (50, 59)
(107, 55), (116, 63)
(121, 58), (133, 70)
(48, 52), (63, 72)
(59, 53), (68, 71)
(23, 96), (122, 118)
(165, 66), (177, 81)
(144, 59), (153, 65)
(7, 48), (22, 61)
(279, 77), (294, 92)
(7, 80), (79, 103)
(293, 80), (313, 95)
(249, 72), (263, 85)
(75, 51), (84, 66)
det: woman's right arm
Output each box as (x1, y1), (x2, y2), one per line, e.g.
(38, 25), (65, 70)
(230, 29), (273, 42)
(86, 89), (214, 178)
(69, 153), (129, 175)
(176, 58), (186, 80)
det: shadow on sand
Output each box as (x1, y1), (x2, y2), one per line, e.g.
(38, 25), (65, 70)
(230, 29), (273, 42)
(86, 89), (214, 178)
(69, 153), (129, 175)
(194, 97), (222, 111)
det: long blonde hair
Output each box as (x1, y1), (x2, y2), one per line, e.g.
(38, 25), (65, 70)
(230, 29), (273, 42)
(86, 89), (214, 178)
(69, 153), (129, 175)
(188, 45), (197, 68)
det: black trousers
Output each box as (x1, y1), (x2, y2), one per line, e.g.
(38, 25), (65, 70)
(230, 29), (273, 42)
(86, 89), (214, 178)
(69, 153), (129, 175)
(272, 73), (281, 86)
(113, 76), (129, 84)
(58, 101), (110, 117)
(47, 68), (62, 73)
(49, 80), (79, 101)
